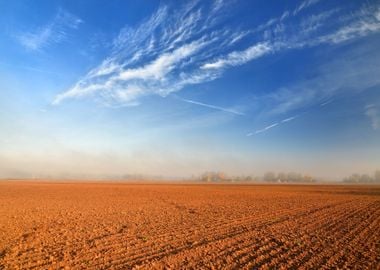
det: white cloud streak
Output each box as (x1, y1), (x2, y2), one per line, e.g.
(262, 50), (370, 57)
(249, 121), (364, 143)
(117, 41), (203, 81)
(15, 9), (82, 51)
(293, 0), (322, 16)
(201, 42), (272, 70)
(53, 1), (380, 108)
(265, 33), (380, 117)
(316, 17), (380, 44)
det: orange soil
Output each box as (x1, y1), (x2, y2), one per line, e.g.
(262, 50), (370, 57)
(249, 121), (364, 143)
(0, 181), (379, 269)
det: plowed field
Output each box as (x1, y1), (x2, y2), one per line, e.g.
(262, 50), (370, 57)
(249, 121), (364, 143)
(0, 181), (379, 269)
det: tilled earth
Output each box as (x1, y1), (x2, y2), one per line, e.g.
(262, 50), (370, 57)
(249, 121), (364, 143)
(0, 181), (379, 269)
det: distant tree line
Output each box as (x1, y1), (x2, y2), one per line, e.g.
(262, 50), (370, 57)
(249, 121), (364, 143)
(200, 171), (260, 182)
(343, 171), (380, 183)
(262, 172), (316, 183)
(199, 171), (316, 183)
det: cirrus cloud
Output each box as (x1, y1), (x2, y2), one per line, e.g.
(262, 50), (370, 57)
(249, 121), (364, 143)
(53, 0), (380, 109)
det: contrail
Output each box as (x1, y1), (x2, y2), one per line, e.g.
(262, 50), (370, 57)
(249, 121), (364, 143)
(247, 122), (279, 136)
(281, 115), (297, 123)
(176, 96), (245, 116)
(247, 114), (298, 136)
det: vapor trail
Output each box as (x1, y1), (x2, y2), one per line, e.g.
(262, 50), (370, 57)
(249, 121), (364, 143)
(176, 96), (245, 116)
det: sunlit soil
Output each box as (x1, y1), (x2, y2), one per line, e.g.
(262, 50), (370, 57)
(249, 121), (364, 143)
(0, 181), (379, 269)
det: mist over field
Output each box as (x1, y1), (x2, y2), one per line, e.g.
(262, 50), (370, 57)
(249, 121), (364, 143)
(1, 149), (379, 181)
(1, 0), (380, 180)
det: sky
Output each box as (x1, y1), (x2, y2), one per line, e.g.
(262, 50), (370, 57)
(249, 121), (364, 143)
(1, 0), (380, 180)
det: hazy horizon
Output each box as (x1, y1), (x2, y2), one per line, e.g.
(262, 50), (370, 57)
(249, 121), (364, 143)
(1, 0), (380, 181)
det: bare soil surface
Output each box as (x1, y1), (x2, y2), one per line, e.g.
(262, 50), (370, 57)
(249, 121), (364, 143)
(0, 181), (379, 269)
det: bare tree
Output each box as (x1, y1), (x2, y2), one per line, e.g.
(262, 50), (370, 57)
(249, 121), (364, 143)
(263, 172), (276, 182)
(374, 170), (380, 182)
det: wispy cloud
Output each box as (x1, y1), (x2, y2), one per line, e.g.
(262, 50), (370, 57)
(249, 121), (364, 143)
(316, 13), (380, 44)
(53, 1), (380, 108)
(264, 34), (380, 117)
(299, 8), (340, 36)
(176, 96), (244, 116)
(15, 9), (82, 51)
(365, 104), (380, 130)
(201, 42), (272, 70)
(293, 0), (322, 16)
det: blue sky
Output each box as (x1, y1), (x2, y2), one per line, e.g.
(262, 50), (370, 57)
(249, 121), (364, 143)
(1, 0), (380, 179)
